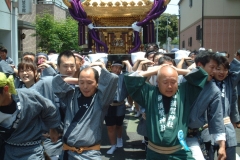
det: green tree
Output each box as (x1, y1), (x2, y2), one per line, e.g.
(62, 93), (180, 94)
(171, 37), (179, 45)
(156, 13), (179, 47)
(34, 13), (81, 52)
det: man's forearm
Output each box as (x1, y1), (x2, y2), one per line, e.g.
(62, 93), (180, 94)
(124, 61), (132, 72)
(217, 140), (226, 160)
(132, 60), (141, 71)
(176, 58), (184, 69)
(139, 66), (160, 77)
(175, 68), (190, 75)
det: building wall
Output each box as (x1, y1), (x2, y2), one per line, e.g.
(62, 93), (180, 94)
(205, 0), (240, 16)
(0, 1), (11, 30)
(180, 20), (202, 51)
(36, 4), (54, 16)
(0, 1), (11, 50)
(18, 4), (37, 54)
(53, 5), (66, 20)
(21, 29), (37, 53)
(0, 1), (18, 63)
(0, 30), (11, 52)
(0, 1), (11, 53)
(36, 4), (66, 21)
(17, 3), (67, 55)
(179, 0), (240, 59)
(204, 18), (240, 60)
(179, 0), (202, 32)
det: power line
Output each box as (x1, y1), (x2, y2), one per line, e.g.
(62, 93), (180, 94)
(0, 10), (18, 16)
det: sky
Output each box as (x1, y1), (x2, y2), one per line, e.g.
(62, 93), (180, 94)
(164, 0), (180, 15)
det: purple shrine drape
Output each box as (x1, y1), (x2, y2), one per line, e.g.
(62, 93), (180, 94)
(129, 0), (167, 53)
(69, 0), (108, 53)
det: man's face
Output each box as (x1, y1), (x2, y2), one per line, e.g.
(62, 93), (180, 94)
(75, 57), (83, 71)
(235, 53), (240, 61)
(58, 55), (76, 77)
(0, 92), (4, 106)
(0, 51), (7, 60)
(111, 65), (122, 75)
(199, 59), (217, 81)
(214, 64), (228, 81)
(23, 55), (35, 62)
(153, 55), (163, 65)
(190, 54), (196, 60)
(147, 54), (154, 61)
(79, 69), (98, 97)
(157, 67), (178, 97)
(0, 86), (10, 106)
(37, 55), (47, 65)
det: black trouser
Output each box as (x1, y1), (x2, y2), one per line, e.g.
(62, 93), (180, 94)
(0, 138), (5, 160)
(204, 141), (211, 158)
(238, 96), (240, 116)
(208, 145), (236, 160)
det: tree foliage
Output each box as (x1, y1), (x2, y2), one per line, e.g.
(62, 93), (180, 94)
(156, 13), (179, 47)
(34, 13), (81, 52)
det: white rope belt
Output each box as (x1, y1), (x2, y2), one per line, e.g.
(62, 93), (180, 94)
(6, 140), (42, 146)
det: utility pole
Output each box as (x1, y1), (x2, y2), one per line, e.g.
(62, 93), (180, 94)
(156, 19), (160, 48)
(166, 17), (169, 52)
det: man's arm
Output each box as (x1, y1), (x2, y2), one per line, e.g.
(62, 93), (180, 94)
(7, 57), (14, 65)
(89, 61), (106, 69)
(176, 58), (185, 69)
(172, 66), (190, 75)
(207, 92), (226, 159)
(137, 59), (154, 72)
(229, 58), (240, 88)
(40, 64), (57, 77)
(124, 68), (156, 109)
(122, 60), (132, 72)
(138, 65), (161, 77)
(63, 77), (78, 85)
(230, 87), (240, 125)
(97, 68), (118, 108)
(213, 135), (226, 160)
(132, 58), (148, 71)
(33, 90), (61, 130)
(52, 75), (75, 99)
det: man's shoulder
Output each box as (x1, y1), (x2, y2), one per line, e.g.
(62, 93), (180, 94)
(16, 88), (39, 95)
(202, 81), (221, 95)
(35, 76), (54, 85)
(6, 57), (13, 60)
(6, 57), (14, 63)
(16, 88), (49, 103)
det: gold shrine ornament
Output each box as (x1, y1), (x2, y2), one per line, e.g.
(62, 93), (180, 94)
(63, 0), (72, 8)
(62, 0), (171, 8)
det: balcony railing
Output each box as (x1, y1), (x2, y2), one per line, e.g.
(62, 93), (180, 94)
(35, 0), (67, 10)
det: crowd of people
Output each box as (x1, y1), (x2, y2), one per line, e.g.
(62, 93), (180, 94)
(0, 44), (240, 160)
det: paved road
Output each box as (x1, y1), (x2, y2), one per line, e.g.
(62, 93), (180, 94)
(101, 109), (146, 160)
(100, 108), (240, 160)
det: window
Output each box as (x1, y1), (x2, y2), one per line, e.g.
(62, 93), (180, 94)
(182, 40), (185, 48)
(196, 25), (202, 40)
(188, 37), (192, 47)
(189, 0), (192, 7)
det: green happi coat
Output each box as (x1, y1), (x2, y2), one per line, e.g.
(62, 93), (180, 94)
(124, 68), (208, 160)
